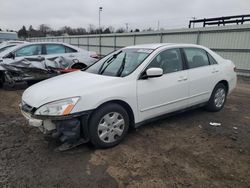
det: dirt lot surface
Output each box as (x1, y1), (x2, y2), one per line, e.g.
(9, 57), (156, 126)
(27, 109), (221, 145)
(0, 78), (250, 188)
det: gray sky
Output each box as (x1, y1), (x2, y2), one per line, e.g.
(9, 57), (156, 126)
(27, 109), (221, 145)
(1, 0), (250, 31)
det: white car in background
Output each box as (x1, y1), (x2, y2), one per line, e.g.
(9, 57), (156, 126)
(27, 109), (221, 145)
(20, 43), (237, 151)
(0, 42), (98, 69)
(0, 40), (28, 53)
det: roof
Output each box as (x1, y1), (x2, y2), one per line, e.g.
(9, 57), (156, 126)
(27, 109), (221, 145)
(125, 43), (204, 50)
(125, 43), (174, 50)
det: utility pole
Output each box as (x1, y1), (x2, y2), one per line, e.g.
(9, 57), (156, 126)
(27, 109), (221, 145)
(98, 7), (103, 56)
(192, 17), (196, 28)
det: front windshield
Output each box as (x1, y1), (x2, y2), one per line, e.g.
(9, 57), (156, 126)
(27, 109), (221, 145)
(85, 48), (153, 77)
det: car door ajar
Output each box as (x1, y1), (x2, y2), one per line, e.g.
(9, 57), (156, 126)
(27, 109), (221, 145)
(137, 48), (189, 122)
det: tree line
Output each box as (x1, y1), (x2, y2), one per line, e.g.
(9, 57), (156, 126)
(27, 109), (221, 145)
(16, 24), (142, 39)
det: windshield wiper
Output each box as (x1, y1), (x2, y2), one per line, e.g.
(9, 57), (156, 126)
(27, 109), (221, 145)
(116, 53), (127, 77)
(98, 51), (122, 75)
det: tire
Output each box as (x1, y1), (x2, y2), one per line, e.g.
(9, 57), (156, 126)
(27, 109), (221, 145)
(206, 83), (227, 112)
(89, 103), (130, 148)
(0, 81), (3, 88)
(0, 72), (4, 88)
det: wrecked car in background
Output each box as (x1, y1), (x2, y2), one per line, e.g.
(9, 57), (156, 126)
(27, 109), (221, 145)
(20, 43), (237, 151)
(0, 42), (99, 87)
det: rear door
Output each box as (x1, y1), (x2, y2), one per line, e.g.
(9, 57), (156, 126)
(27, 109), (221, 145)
(182, 48), (220, 106)
(45, 43), (78, 59)
(45, 43), (66, 58)
(137, 48), (189, 121)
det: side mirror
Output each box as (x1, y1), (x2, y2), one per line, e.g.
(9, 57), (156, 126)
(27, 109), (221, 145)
(141, 67), (163, 79)
(10, 52), (15, 59)
(4, 52), (15, 59)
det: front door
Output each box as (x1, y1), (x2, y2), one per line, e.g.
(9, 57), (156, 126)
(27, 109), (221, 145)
(137, 48), (189, 122)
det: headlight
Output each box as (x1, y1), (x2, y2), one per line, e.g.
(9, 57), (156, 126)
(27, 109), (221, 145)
(35, 97), (80, 116)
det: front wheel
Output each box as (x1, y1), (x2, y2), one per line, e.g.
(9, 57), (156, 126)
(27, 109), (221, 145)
(206, 83), (227, 112)
(89, 103), (130, 148)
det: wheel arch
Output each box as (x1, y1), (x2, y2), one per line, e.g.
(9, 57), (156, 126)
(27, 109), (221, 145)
(71, 62), (87, 69)
(217, 80), (229, 93)
(91, 100), (135, 128)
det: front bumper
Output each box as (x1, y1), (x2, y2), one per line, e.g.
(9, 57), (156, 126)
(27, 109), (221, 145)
(20, 103), (92, 135)
(21, 109), (57, 134)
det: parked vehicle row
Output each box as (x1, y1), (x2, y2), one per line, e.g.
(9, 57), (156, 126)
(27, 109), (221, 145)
(20, 43), (237, 150)
(0, 41), (99, 87)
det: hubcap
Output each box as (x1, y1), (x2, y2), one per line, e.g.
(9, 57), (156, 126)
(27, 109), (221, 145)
(97, 112), (125, 143)
(214, 88), (226, 108)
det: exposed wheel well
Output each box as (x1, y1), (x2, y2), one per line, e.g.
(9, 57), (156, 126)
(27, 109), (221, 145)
(71, 63), (87, 69)
(217, 80), (229, 93)
(93, 100), (135, 128)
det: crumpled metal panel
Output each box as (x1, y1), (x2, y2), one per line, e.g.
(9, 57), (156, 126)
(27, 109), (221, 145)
(0, 56), (77, 83)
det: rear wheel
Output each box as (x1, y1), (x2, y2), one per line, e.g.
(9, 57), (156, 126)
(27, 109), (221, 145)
(89, 103), (130, 148)
(206, 83), (227, 112)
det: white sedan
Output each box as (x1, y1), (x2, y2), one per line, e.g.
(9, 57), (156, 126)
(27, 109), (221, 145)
(20, 43), (237, 150)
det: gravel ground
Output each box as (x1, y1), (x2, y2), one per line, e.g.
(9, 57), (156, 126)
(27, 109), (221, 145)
(0, 77), (249, 188)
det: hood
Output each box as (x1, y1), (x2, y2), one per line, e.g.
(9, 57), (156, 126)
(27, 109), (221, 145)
(22, 71), (121, 108)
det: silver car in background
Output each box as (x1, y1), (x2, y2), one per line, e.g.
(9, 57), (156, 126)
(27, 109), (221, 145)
(0, 42), (98, 68)
(0, 42), (99, 87)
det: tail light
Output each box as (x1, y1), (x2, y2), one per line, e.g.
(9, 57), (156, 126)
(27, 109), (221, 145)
(90, 54), (99, 59)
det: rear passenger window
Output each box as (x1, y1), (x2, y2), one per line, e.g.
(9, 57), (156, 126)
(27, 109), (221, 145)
(46, 44), (65, 55)
(147, 48), (183, 74)
(65, 46), (77, 53)
(184, 48), (209, 69)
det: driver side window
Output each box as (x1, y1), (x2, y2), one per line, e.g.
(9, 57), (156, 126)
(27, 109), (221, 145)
(147, 48), (183, 74)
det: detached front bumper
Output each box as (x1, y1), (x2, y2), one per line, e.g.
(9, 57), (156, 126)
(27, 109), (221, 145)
(19, 103), (92, 137)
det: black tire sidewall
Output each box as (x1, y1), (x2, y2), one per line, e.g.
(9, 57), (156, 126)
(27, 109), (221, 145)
(0, 72), (4, 88)
(89, 103), (130, 148)
(207, 83), (227, 112)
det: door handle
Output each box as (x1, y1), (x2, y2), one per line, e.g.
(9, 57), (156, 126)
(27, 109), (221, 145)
(68, 54), (75, 58)
(178, 76), (188, 82)
(211, 70), (219, 73)
(37, 56), (44, 60)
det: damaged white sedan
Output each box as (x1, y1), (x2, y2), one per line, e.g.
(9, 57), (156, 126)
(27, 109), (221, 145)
(20, 43), (237, 151)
